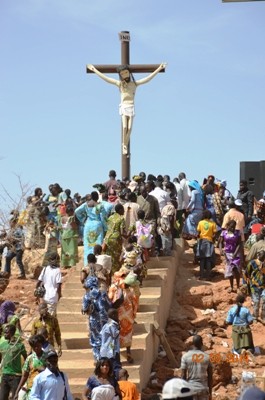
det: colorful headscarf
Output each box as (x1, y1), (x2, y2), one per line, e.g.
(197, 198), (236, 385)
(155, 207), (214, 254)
(0, 301), (16, 324)
(188, 180), (204, 205)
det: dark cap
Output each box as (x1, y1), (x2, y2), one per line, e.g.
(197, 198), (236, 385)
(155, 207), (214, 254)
(45, 350), (58, 359)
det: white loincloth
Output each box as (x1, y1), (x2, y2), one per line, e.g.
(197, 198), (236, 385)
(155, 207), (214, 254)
(119, 104), (135, 117)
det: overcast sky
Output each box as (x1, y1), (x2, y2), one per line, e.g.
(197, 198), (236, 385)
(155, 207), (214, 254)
(1, 0), (265, 209)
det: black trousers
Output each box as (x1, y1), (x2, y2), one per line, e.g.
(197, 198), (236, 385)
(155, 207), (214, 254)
(0, 374), (21, 400)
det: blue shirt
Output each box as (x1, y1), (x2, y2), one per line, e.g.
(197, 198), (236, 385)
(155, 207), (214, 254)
(30, 367), (73, 400)
(100, 319), (120, 359)
(226, 305), (254, 326)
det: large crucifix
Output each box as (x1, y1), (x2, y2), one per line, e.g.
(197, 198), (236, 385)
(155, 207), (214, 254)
(86, 31), (166, 179)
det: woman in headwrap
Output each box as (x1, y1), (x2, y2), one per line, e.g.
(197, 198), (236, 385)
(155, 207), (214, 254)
(81, 276), (111, 361)
(75, 191), (107, 266)
(182, 180), (204, 240)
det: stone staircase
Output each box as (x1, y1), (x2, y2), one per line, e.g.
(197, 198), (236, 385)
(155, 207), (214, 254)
(57, 242), (182, 399)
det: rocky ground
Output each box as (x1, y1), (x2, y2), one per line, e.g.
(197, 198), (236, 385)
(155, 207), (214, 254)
(1, 244), (265, 399)
(142, 243), (265, 399)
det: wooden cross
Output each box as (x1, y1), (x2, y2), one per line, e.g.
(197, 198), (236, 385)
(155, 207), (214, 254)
(86, 30), (165, 180)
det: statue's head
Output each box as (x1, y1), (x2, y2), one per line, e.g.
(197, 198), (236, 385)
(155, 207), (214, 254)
(117, 65), (131, 82)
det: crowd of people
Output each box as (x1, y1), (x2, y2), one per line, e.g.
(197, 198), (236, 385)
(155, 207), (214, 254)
(0, 169), (265, 399)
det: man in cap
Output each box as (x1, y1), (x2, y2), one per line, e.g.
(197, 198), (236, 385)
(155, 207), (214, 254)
(162, 378), (195, 400)
(30, 350), (73, 399)
(180, 335), (212, 400)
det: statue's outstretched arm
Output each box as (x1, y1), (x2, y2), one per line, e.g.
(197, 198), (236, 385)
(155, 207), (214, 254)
(136, 62), (167, 86)
(87, 64), (120, 86)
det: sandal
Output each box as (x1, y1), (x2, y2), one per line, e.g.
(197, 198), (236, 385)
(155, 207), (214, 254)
(126, 353), (134, 364)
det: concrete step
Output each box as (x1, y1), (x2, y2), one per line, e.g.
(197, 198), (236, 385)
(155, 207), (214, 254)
(62, 331), (149, 350)
(58, 293), (161, 309)
(141, 279), (164, 287)
(68, 271), (166, 284)
(57, 297), (159, 311)
(59, 321), (149, 335)
(52, 246), (181, 395)
(60, 348), (144, 365)
(60, 348), (144, 397)
(147, 258), (174, 269)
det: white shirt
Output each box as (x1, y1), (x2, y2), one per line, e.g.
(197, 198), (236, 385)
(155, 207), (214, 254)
(30, 367), (73, 400)
(39, 265), (62, 304)
(174, 182), (183, 211)
(179, 178), (191, 209)
(96, 254), (112, 275)
(149, 187), (171, 212)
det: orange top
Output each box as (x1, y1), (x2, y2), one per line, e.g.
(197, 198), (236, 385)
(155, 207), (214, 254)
(118, 380), (140, 400)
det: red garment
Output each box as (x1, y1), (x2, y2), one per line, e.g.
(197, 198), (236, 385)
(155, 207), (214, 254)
(251, 223), (263, 234)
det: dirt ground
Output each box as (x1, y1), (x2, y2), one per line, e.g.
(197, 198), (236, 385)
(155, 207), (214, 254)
(1, 245), (265, 399)
(0, 248), (72, 338)
(142, 243), (265, 399)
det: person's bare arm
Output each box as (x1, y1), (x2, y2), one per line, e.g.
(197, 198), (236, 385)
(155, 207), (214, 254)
(57, 282), (62, 300)
(87, 64), (120, 86)
(136, 63), (167, 86)
(180, 368), (187, 380)
(14, 371), (30, 399)
(82, 386), (91, 400)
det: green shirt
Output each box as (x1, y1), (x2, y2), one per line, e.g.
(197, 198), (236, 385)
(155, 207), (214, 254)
(0, 338), (27, 375)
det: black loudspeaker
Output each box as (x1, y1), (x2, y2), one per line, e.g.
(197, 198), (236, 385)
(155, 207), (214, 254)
(240, 161), (265, 199)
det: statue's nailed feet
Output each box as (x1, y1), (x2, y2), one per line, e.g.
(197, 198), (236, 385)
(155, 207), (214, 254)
(122, 145), (128, 155)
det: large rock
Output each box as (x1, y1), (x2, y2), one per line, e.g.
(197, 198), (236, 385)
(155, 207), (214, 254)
(212, 361), (232, 386)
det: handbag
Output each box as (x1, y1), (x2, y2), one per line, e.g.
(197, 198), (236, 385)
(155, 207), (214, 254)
(34, 267), (46, 298)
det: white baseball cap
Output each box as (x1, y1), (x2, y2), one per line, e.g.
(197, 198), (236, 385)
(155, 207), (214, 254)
(162, 378), (195, 399)
(235, 199), (243, 206)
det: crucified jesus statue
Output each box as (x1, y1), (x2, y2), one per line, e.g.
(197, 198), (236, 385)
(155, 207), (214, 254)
(87, 62), (167, 155)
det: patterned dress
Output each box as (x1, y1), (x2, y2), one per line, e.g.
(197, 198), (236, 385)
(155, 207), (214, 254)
(104, 213), (126, 273)
(22, 351), (46, 396)
(221, 229), (241, 277)
(82, 287), (111, 360)
(75, 202), (107, 265)
(109, 284), (137, 348)
(59, 215), (79, 267)
(182, 189), (204, 239)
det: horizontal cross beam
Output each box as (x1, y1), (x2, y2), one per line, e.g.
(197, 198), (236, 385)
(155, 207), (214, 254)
(86, 64), (166, 74)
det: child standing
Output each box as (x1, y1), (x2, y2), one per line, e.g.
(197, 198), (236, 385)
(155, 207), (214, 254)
(100, 308), (121, 379)
(196, 210), (217, 280)
(134, 210), (153, 260)
(118, 368), (140, 400)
